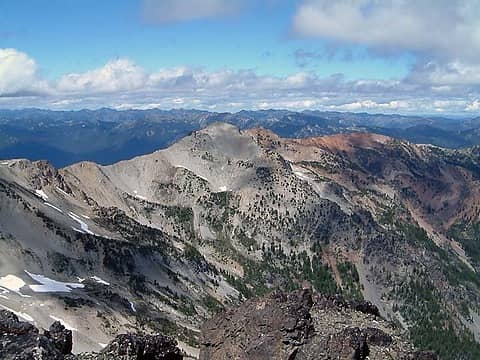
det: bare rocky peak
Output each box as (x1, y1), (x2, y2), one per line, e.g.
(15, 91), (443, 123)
(60, 122), (268, 208)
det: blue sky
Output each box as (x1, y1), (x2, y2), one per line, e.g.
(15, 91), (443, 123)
(1, 0), (411, 79)
(1, 0), (480, 114)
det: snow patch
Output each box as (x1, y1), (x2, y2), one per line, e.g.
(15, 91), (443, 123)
(56, 187), (70, 197)
(49, 315), (77, 331)
(91, 276), (110, 286)
(99, 343), (108, 348)
(0, 295), (8, 299)
(35, 189), (49, 201)
(0, 275), (26, 294)
(219, 186), (227, 192)
(0, 304), (34, 322)
(25, 270), (84, 293)
(69, 212), (94, 235)
(44, 202), (63, 213)
(133, 190), (149, 201)
(129, 300), (136, 312)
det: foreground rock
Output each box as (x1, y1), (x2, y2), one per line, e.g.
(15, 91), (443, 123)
(200, 288), (314, 359)
(0, 310), (182, 360)
(200, 289), (438, 360)
(76, 334), (183, 360)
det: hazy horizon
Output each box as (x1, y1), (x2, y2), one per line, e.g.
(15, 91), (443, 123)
(0, 106), (474, 120)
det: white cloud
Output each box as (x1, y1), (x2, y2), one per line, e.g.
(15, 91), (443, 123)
(257, 99), (320, 110)
(0, 48), (48, 96)
(331, 100), (409, 111)
(292, 0), (480, 61)
(465, 99), (480, 112)
(57, 59), (147, 93)
(408, 61), (480, 86)
(1, 48), (480, 115)
(142, 0), (242, 23)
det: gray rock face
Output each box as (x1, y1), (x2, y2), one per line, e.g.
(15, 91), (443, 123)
(46, 321), (73, 355)
(200, 290), (436, 360)
(0, 309), (183, 360)
(0, 310), (65, 360)
(323, 327), (369, 360)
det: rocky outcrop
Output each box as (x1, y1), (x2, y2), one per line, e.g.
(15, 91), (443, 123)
(0, 309), (66, 359)
(82, 333), (183, 360)
(0, 310), (182, 360)
(46, 321), (73, 355)
(199, 289), (437, 360)
(200, 288), (314, 360)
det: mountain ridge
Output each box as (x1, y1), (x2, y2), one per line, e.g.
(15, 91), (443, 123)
(1, 123), (480, 358)
(1, 108), (479, 167)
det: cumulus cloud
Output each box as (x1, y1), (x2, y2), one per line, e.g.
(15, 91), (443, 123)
(0, 48), (48, 96)
(57, 59), (147, 93)
(331, 100), (409, 111)
(292, 0), (480, 61)
(142, 0), (242, 23)
(408, 60), (480, 86)
(0, 48), (479, 115)
(465, 99), (480, 112)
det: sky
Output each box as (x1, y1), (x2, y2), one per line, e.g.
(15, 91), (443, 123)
(1, 0), (480, 115)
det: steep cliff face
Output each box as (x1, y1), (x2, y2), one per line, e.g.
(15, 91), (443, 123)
(0, 123), (480, 358)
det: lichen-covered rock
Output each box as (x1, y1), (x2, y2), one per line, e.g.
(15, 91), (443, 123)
(98, 333), (183, 360)
(46, 321), (73, 355)
(0, 310), (65, 360)
(326, 327), (369, 359)
(0, 309), (182, 360)
(200, 288), (314, 360)
(364, 327), (393, 347)
(200, 290), (437, 360)
(0, 309), (37, 335)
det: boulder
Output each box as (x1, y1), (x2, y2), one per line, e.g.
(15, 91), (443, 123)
(45, 321), (73, 355)
(200, 289), (314, 360)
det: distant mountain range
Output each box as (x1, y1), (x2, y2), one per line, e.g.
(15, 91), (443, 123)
(1, 108), (479, 167)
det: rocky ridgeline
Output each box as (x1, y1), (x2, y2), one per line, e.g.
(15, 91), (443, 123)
(0, 290), (438, 360)
(199, 289), (438, 360)
(0, 310), (182, 360)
